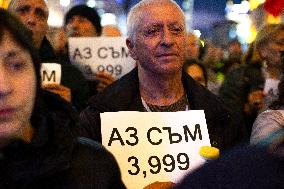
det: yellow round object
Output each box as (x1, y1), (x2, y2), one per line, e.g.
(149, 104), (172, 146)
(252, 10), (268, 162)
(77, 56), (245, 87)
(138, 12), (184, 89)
(199, 146), (220, 160)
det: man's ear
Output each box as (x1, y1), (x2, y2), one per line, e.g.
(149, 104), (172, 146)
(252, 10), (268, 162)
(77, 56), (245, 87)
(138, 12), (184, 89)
(126, 38), (138, 60)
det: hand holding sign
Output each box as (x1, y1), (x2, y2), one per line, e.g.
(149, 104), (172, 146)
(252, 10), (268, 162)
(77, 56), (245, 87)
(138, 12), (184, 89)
(42, 83), (71, 102)
(143, 181), (175, 189)
(95, 72), (115, 92)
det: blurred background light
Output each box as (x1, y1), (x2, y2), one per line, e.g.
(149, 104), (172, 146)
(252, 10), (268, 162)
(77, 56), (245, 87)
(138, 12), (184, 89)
(48, 8), (64, 27)
(101, 13), (117, 26)
(193, 30), (201, 38)
(60, 0), (70, 7)
(87, 0), (96, 8)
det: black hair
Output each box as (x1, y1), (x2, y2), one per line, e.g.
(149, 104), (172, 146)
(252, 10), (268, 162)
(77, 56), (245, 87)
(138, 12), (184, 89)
(64, 5), (102, 36)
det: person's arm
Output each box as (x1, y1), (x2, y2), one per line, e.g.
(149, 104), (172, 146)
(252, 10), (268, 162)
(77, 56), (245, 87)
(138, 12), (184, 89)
(250, 110), (284, 144)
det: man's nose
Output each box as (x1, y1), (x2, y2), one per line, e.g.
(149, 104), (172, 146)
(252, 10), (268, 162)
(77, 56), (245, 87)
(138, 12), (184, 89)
(26, 13), (37, 27)
(161, 29), (174, 47)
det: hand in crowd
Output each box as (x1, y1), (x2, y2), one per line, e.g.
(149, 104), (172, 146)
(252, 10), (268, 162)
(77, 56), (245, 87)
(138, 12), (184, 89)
(143, 181), (175, 189)
(244, 90), (265, 115)
(95, 71), (115, 92)
(42, 83), (72, 102)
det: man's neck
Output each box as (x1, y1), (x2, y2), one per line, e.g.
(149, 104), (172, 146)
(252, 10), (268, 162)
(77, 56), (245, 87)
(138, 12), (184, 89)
(138, 68), (185, 106)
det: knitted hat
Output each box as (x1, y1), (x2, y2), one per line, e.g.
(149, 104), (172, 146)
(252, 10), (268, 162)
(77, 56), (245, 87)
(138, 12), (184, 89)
(65, 5), (102, 36)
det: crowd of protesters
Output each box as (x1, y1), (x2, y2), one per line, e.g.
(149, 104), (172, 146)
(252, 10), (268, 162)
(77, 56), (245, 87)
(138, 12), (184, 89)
(0, 0), (283, 188)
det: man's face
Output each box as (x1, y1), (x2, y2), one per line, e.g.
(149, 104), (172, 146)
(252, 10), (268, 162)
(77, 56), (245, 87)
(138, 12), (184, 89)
(9, 0), (48, 49)
(65, 15), (98, 37)
(228, 41), (242, 59)
(186, 34), (199, 60)
(127, 3), (186, 75)
(260, 30), (284, 67)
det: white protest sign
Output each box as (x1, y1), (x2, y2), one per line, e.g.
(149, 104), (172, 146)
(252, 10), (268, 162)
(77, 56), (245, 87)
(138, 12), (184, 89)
(101, 111), (211, 189)
(40, 63), (62, 85)
(68, 37), (136, 80)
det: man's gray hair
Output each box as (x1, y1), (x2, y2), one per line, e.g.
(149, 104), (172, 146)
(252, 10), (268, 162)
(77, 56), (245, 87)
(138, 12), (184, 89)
(8, 0), (48, 14)
(126, 0), (185, 40)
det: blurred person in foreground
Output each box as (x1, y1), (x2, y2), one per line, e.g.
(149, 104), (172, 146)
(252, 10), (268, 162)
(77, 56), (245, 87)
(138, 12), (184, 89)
(80, 0), (246, 152)
(63, 5), (115, 94)
(175, 127), (284, 189)
(0, 9), (125, 189)
(8, 0), (90, 111)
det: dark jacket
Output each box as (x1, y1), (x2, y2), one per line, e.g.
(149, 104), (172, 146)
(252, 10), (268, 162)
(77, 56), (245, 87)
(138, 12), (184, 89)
(219, 63), (265, 136)
(175, 145), (284, 189)
(39, 37), (90, 111)
(80, 68), (246, 152)
(0, 90), (125, 189)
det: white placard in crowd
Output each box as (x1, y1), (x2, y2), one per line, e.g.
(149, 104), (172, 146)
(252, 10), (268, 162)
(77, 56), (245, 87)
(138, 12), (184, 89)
(68, 37), (136, 80)
(101, 111), (211, 189)
(40, 63), (62, 85)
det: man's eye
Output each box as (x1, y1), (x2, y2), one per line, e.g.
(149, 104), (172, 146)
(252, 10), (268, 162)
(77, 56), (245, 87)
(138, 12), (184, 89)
(146, 28), (159, 36)
(170, 26), (183, 34)
(17, 6), (30, 14)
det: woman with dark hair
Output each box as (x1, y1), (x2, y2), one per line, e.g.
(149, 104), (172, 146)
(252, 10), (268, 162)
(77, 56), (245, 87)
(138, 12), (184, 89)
(0, 9), (125, 189)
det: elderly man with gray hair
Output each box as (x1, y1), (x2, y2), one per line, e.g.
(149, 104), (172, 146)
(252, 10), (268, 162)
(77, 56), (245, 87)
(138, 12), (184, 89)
(8, 0), (90, 111)
(80, 0), (246, 152)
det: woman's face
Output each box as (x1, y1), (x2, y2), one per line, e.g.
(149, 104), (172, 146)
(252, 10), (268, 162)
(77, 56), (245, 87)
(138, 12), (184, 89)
(0, 29), (36, 141)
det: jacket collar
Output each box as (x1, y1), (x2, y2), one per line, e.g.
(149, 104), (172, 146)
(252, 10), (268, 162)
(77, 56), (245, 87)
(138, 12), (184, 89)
(91, 68), (225, 114)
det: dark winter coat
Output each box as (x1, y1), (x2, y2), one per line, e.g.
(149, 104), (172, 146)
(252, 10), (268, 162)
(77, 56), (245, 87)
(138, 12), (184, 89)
(0, 90), (125, 189)
(175, 128), (284, 189)
(39, 37), (90, 111)
(80, 68), (247, 152)
(219, 63), (265, 137)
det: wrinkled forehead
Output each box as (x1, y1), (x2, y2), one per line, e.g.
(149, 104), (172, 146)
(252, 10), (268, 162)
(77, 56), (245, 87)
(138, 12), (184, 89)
(138, 4), (185, 26)
(9, 0), (48, 12)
